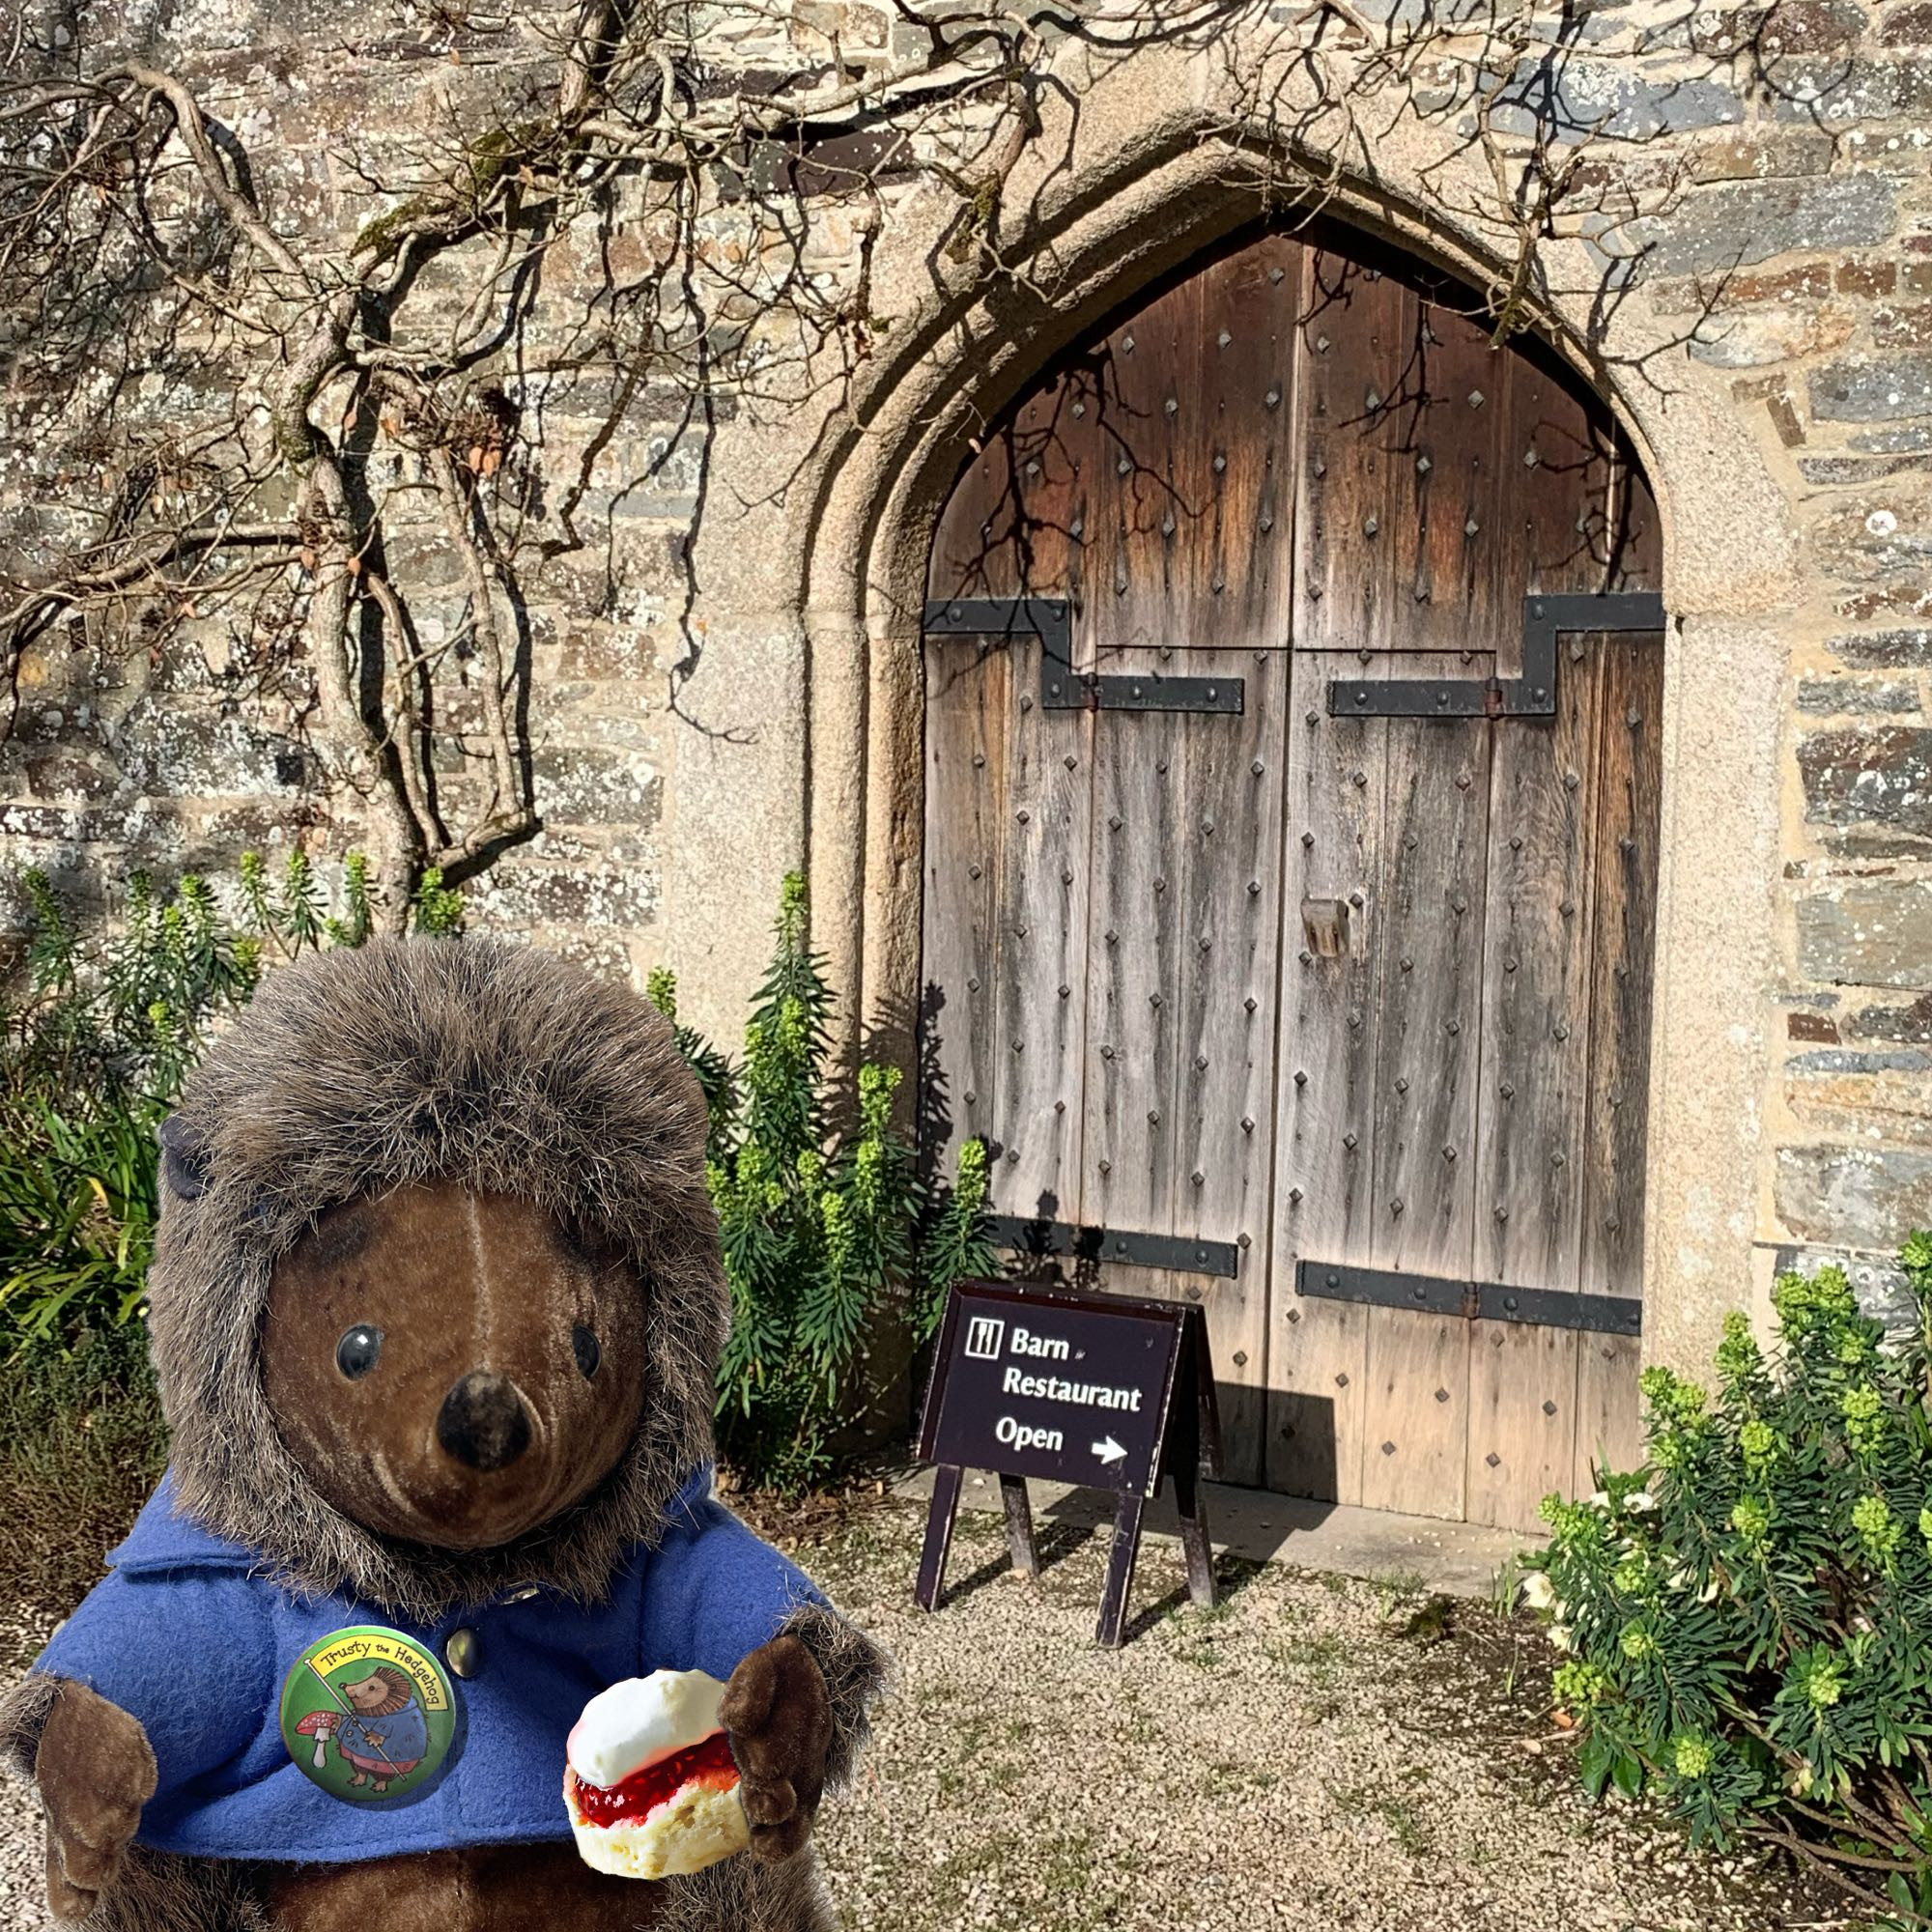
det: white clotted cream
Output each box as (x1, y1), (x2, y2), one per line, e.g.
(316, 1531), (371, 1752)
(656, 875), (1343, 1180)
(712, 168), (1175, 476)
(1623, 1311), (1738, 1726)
(565, 1669), (728, 1790)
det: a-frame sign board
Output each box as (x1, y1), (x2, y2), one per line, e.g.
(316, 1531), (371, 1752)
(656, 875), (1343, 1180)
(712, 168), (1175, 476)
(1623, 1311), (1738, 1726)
(913, 1279), (1222, 1646)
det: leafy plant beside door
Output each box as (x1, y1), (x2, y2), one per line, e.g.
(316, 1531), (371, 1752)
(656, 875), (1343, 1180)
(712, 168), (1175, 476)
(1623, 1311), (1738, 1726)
(1521, 1235), (1932, 1922)
(649, 871), (997, 1494)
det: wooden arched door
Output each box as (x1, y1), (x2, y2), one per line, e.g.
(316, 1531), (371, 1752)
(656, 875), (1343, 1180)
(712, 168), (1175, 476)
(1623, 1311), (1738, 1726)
(920, 227), (1664, 1529)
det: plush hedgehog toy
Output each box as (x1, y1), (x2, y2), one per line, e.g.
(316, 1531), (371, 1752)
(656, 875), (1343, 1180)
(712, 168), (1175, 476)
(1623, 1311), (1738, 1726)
(0, 940), (887, 1931)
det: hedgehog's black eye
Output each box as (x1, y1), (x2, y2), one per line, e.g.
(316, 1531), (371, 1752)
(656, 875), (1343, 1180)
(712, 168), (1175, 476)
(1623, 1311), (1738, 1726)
(336, 1325), (384, 1380)
(572, 1324), (601, 1379)
(157, 1115), (209, 1202)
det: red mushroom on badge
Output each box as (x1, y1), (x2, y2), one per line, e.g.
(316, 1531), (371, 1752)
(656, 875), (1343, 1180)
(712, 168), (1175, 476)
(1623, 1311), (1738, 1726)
(295, 1709), (340, 1769)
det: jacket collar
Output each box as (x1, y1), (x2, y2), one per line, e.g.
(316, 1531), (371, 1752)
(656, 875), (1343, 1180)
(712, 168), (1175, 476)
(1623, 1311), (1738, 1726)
(109, 1471), (262, 1574)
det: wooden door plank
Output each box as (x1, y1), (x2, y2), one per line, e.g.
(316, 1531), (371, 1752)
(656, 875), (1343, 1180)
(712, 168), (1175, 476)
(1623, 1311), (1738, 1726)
(1078, 658), (1191, 1330)
(1164, 644), (1290, 1486)
(1291, 252), (1405, 658)
(1086, 270), (1197, 657)
(1573, 1332), (1644, 1495)
(1472, 637), (1604, 1291)
(1454, 334), (1617, 1534)
(1465, 1319), (1580, 1531)
(1609, 439), (1665, 591)
(1369, 662), (1492, 1277)
(927, 360), (1092, 607)
(1357, 652), (1488, 1519)
(930, 433), (1024, 602)
(989, 637), (1092, 1229)
(1580, 633), (1667, 1298)
(1267, 666), (1385, 1503)
(919, 639), (1010, 1177)
(1266, 256), (1410, 1504)
(1155, 244), (1294, 1490)
(1358, 1307), (1474, 1519)
(1266, 1293), (1368, 1505)
(1074, 243), (1301, 1492)
(1406, 297), (1513, 650)
(1153, 269), (1205, 625)
(1080, 654), (1187, 1251)
(1176, 238), (1298, 650)
(1007, 373), (1084, 599)
(1513, 351), (1609, 601)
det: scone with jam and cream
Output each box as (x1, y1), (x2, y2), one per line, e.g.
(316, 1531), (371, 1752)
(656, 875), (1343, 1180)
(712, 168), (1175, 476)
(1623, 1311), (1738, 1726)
(564, 1669), (751, 1879)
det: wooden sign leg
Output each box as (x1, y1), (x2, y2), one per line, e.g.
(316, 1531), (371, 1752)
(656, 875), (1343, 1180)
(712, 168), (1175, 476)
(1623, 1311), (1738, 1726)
(1095, 1492), (1147, 1648)
(916, 1464), (963, 1611)
(999, 1474), (1038, 1577)
(1173, 1460), (1217, 1610)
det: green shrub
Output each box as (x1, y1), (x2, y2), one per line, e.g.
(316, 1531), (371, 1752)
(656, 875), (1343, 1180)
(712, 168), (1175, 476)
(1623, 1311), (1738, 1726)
(0, 853), (455, 1351)
(651, 871), (995, 1493)
(0, 868), (254, 1351)
(1523, 1235), (1932, 1919)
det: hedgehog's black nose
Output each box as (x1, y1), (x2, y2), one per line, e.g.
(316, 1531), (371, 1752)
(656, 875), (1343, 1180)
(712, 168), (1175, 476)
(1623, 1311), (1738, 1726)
(437, 1372), (532, 1471)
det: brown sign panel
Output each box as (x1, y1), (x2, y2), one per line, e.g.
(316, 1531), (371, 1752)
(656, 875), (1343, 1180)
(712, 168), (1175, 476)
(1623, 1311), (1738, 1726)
(914, 1280), (1222, 1644)
(917, 1280), (1197, 1496)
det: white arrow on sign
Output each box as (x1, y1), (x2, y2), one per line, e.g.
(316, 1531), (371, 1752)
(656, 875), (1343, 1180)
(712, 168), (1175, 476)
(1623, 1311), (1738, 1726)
(1092, 1435), (1126, 1466)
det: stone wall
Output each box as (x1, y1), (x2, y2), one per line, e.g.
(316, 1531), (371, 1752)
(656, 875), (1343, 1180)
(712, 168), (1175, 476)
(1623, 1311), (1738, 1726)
(3, 0), (1930, 1355)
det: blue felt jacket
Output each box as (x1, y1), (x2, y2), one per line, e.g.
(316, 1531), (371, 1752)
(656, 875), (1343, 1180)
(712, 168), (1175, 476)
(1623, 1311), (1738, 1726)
(29, 1466), (826, 1862)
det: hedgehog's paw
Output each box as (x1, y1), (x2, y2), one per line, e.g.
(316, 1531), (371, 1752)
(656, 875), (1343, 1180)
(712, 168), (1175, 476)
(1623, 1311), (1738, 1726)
(35, 1680), (157, 1921)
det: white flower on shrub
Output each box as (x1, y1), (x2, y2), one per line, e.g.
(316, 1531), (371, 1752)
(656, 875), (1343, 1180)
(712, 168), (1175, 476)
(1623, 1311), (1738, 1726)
(1626, 1491), (1658, 1513)
(1521, 1571), (1557, 1612)
(1549, 1625), (1573, 1652)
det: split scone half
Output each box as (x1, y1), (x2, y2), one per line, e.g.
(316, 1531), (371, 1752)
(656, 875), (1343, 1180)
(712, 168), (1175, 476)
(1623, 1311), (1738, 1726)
(564, 1668), (751, 1879)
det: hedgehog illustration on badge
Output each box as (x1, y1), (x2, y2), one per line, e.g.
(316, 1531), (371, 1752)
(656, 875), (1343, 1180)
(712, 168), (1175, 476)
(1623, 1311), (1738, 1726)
(279, 1626), (456, 1802)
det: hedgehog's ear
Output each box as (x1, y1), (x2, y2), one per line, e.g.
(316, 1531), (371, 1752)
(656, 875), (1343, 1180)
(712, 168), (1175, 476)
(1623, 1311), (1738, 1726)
(157, 1113), (211, 1202)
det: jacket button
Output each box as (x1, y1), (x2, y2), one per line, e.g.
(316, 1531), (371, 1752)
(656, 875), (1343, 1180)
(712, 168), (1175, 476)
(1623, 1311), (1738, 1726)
(446, 1628), (481, 1679)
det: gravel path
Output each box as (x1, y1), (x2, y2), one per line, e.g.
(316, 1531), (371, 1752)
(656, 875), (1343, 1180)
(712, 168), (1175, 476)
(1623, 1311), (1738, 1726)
(0, 1607), (55, 1930)
(1, 1497), (1845, 1930)
(805, 1502), (1840, 1932)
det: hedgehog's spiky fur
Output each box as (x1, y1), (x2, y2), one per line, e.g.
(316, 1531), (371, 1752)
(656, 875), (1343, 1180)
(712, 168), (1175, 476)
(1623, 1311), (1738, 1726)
(154, 936), (728, 1619)
(1, 938), (888, 1932)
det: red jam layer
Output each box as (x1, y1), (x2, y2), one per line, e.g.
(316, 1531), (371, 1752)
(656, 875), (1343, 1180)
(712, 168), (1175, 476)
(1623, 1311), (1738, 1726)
(570, 1729), (739, 1829)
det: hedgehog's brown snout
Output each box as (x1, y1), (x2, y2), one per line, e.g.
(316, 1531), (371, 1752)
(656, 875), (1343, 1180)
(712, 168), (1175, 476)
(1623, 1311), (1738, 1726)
(436, 1371), (533, 1471)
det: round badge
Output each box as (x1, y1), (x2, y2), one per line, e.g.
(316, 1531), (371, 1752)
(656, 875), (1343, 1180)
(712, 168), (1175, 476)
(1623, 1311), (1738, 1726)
(279, 1626), (458, 1804)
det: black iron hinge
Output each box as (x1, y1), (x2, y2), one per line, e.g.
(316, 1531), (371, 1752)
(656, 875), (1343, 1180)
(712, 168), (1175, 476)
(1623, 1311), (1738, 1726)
(1295, 1259), (1641, 1337)
(988, 1213), (1241, 1278)
(924, 598), (1245, 715)
(1326, 591), (1666, 720)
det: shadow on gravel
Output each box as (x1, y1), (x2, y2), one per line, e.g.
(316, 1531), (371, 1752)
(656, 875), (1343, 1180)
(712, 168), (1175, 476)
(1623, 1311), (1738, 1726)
(936, 1518), (1272, 1646)
(936, 1518), (1097, 1607)
(1120, 1552), (1269, 1644)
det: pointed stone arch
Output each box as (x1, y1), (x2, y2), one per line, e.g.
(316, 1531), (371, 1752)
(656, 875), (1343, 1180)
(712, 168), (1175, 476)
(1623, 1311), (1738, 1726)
(708, 50), (1796, 1391)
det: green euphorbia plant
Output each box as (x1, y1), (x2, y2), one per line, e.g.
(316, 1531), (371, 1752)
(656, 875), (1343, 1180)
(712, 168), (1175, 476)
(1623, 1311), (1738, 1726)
(1522, 1234), (1932, 1921)
(651, 872), (995, 1494)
